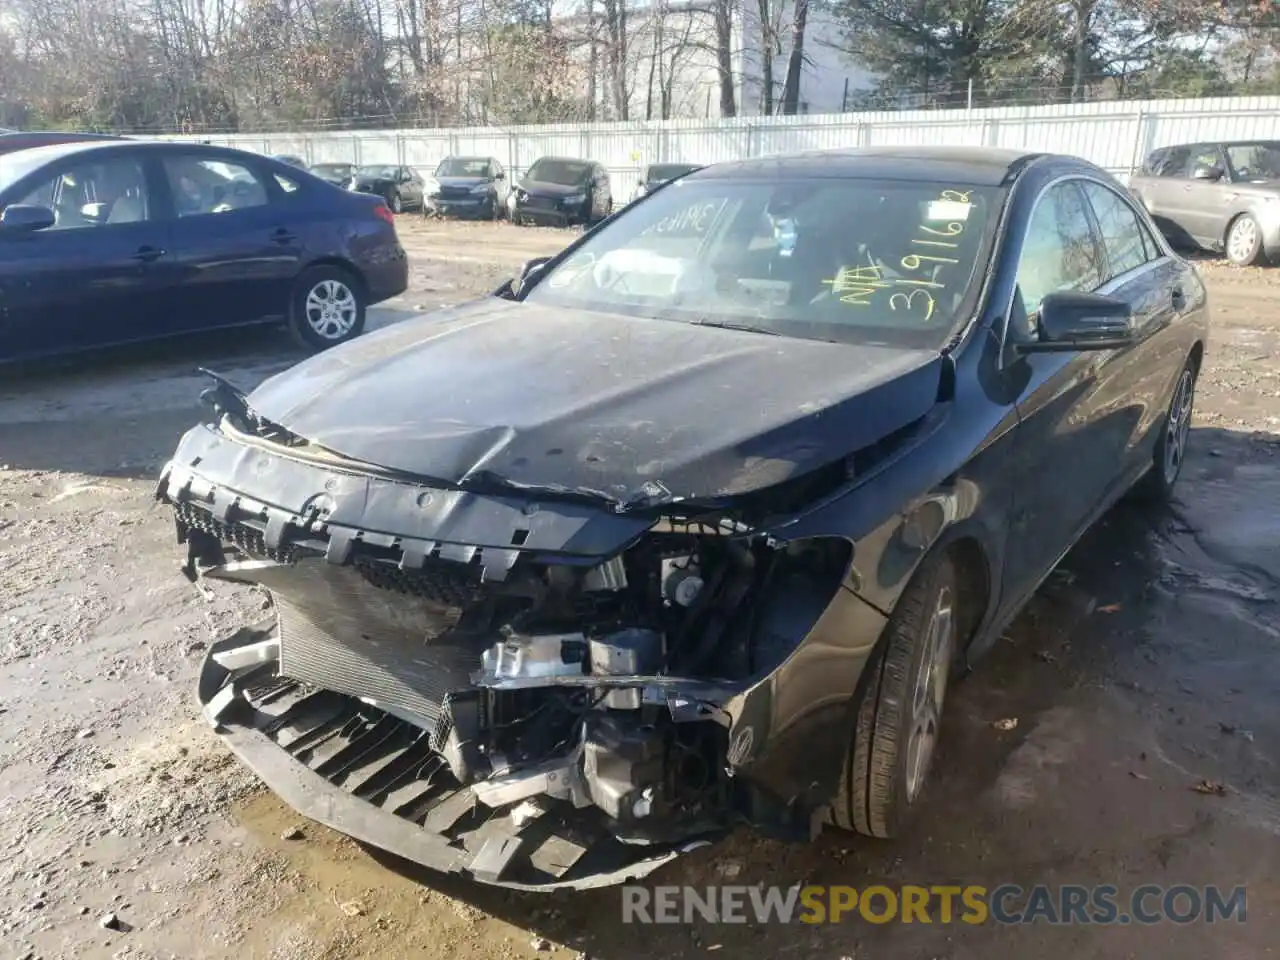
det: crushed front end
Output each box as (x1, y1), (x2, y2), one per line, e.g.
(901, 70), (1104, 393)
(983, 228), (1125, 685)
(159, 397), (879, 890)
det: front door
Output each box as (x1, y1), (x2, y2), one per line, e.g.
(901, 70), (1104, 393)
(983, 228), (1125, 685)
(0, 151), (175, 361)
(400, 167), (425, 209)
(1178, 144), (1233, 247)
(999, 179), (1132, 608)
(159, 151), (306, 333)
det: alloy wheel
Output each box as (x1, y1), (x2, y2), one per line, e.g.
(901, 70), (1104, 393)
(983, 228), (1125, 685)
(304, 279), (358, 341)
(1228, 216), (1258, 264)
(1163, 367), (1195, 485)
(905, 585), (954, 803)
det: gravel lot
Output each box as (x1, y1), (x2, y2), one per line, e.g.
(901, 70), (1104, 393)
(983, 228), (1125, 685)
(1, 216), (1278, 960)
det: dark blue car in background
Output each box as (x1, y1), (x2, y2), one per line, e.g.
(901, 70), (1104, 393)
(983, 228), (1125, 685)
(0, 140), (409, 363)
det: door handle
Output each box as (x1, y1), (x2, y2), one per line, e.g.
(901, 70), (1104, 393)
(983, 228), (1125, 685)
(270, 228), (297, 244)
(131, 246), (165, 262)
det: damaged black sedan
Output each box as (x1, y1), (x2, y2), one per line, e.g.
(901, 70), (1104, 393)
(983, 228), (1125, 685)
(158, 146), (1209, 890)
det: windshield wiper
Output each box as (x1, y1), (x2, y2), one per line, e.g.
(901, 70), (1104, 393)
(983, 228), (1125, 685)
(690, 319), (782, 337)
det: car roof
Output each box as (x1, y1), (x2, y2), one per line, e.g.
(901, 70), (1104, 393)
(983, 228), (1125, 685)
(1154, 139), (1280, 150)
(3, 139), (282, 166)
(688, 146), (1055, 186)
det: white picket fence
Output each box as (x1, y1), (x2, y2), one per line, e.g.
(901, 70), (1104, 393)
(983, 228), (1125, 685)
(160, 96), (1280, 188)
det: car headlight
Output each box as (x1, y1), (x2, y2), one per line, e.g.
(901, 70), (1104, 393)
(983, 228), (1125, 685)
(563, 193), (586, 204)
(424, 179), (440, 196)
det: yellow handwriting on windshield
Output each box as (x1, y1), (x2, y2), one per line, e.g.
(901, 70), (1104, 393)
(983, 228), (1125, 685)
(891, 187), (974, 318)
(919, 221), (963, 237)
(821, 188), (972, 316)
(822, 264), (890, 305)
(890, 288), (936, 321)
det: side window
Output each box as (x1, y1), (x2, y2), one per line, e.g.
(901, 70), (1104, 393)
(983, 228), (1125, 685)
(1079, 181), (1158, 280)
(1189, 144), (1222, 172)
(1015, 181), (1105, 321)
(163, 156), (269, 217)
(18, 156), (150, 230)
(1155, 146), (1190, 178)
(274, 173), (300, 194)
(1141, 150), (1165, 177)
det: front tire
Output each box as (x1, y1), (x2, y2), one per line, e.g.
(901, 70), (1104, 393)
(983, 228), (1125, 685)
(831, 550), (957, 838)
(1226, 213), (1264, 266)
(288, 265), (366, 351)
(1134, 357), (1197, 502)
(388, 190), (403, 215)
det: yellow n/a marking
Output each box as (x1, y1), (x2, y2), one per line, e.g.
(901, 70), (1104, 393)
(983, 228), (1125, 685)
(823, 265), (889, 305)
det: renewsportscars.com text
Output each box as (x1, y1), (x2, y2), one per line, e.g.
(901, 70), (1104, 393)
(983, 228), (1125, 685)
(621, 884), (1247, 926)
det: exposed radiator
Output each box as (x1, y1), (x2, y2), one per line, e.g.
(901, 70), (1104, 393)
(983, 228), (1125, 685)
(272, 560), (486, 730)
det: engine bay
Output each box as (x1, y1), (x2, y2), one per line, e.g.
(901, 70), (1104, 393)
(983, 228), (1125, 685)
(177, 491), (850, 851)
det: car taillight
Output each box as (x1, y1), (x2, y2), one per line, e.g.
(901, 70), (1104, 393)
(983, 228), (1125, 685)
(374, 204), (396, 226)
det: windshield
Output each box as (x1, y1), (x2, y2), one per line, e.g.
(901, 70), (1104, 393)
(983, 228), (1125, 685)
(357, 165), (398, 179)
(647, 163), (699, 183)
(436, 157), (490, 177)
(1226, 142), (1280, 181)
(313, 164), (351, 174)
(526, 158), (590, 186)
(524, 177), (1000, 348)
(0, 149), (55, 194)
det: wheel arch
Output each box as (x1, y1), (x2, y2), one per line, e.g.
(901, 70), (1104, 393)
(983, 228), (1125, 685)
(1188, 339), (1205, 376)
(296, 257), (368, 300)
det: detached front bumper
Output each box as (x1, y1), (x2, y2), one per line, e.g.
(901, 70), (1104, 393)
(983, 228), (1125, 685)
(514, 202), (581, 226)
(201, 619), (715, 891)
(427, 196), (494, 219)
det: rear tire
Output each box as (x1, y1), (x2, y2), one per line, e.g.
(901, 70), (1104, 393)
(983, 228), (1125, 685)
(1225, 213), (1264, 266)
(831, 550), (957, 838)
(1134, 356), (1197, 502)
(288, 265), (367, 352)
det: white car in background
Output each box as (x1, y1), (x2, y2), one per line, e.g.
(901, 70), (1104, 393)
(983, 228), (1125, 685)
(628, 162), (703, 205)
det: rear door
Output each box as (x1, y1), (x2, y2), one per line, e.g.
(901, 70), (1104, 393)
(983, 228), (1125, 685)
(1139, 145), (1196, 249)
(159, 149), (307, 333)
(0, 149), (175, 361)
(1076, 178), (1184, 489)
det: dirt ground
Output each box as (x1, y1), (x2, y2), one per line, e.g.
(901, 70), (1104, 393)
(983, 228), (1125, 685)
(2, 216), (1278, 960)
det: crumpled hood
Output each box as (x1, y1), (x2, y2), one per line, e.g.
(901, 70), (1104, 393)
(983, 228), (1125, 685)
(244, 299), (944, 507)
(435, 176), (489, 189)
(518, 179), (586, 198)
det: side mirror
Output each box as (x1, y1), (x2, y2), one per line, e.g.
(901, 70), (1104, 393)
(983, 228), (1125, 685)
(0, 203), (56, 233)
(1191, 164), (1223, 182)
(512, 256), (551, 296)
(1020, 291), (1134, 353)
(494, 171), (505, 181)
